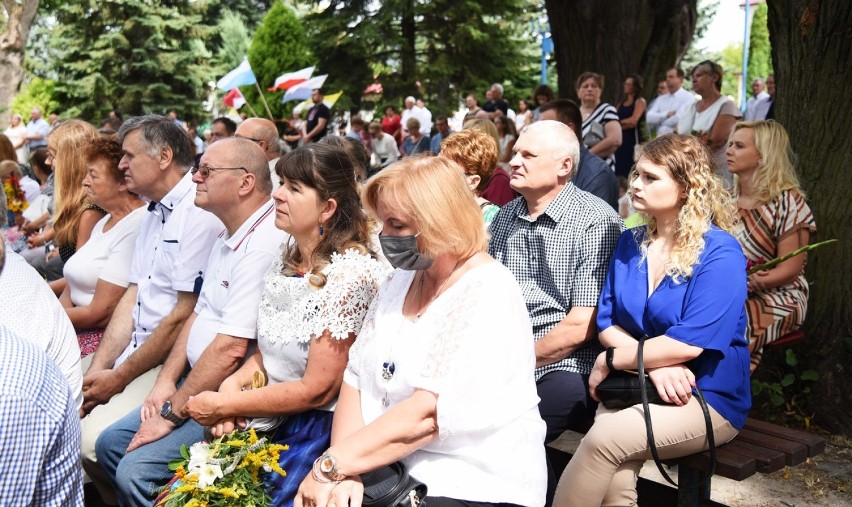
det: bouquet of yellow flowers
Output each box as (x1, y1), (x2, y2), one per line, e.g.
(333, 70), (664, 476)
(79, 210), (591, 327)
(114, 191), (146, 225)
(155, 428), (288, 507)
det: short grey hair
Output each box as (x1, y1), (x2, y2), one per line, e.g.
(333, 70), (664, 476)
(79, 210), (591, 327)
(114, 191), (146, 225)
(521, 120), (581, 179)
(491, 83), (504, 95)
(118, 115), (195, 171)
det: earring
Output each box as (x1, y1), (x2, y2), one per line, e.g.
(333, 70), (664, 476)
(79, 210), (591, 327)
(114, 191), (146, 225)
(319, 224), (324, 236)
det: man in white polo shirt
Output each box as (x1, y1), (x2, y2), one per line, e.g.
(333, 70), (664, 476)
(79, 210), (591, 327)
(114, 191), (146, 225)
(94, 137), (287, 505)
(80, 115), (223, 505)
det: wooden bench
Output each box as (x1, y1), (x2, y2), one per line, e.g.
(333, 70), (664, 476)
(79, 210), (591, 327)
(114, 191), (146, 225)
(547, 417), (825, 507)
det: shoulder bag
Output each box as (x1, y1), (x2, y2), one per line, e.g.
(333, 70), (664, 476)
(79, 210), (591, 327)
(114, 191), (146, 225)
(596, 336), (716, 488)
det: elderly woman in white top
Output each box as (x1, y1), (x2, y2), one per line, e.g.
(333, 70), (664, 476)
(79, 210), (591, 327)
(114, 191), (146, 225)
(59, 136), (145, 357)
(295, 156), (547, 507)
(677, 60), (742, 183)
(184, 142), (389, 504)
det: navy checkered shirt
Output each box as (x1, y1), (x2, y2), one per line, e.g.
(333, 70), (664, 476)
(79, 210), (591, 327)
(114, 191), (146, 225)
(489, 183), (623, 379)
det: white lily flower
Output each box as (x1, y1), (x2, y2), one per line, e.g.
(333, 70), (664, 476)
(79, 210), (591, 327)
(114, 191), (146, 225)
(188, 442), (214, 471)
(197, 463), (224, 488)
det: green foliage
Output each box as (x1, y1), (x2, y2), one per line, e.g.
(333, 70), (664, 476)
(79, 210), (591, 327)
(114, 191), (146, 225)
(47, 0), (215, 123)
(305, 0), (538, 114)
(11, 76), (60, 118)
(751, 349), (819, 429)
(680, 0), (719, 72)
(747, 2), (772, 85)
(244, 1), (314, 119)
(215, 10), (252, 74)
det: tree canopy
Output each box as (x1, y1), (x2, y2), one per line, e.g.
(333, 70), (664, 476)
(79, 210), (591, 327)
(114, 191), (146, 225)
(305, 0), (538, 114)
(244, 1), (314, 120)
(47, 0), (213, 122)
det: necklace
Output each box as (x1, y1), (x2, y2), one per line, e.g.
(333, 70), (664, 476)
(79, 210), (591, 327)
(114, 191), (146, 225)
(415, 258), (462, 319)
(380, 258), (465, 406)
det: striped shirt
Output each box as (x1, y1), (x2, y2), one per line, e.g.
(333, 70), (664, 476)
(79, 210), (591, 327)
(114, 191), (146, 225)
(582, 102), (620, 172)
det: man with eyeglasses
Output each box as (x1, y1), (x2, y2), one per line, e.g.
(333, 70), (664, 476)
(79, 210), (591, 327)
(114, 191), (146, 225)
(235, 117), (283, 193)
(80, 115), (223, 505)
(95, 138), (288, 504)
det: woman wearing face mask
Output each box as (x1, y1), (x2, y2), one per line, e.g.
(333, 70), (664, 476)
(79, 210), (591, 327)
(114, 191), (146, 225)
(295, 156), (547, 507)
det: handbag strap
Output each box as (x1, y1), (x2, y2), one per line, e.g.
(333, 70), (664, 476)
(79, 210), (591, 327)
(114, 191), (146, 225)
(637, 336), (716, 488)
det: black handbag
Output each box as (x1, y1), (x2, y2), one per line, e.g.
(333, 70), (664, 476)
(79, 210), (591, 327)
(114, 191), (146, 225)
(361, 461), (427, 507)
(596, 336), (716, 488)
(596, 369), (663, 409)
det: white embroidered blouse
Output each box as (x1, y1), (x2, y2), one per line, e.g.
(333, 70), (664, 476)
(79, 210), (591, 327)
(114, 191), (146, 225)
(255, 248), (390, 412)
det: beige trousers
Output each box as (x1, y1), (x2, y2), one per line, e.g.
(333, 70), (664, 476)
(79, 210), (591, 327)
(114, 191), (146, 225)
(554, 397), (739, 507)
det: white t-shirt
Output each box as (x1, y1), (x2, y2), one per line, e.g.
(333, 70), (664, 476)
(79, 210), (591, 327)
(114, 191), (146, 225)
(63, 206), (146, 307)
(115, 172), (223, 367)
(0, 251), (82, 409)
(186, 201), (288, 366)
(345, 262), (547, 506)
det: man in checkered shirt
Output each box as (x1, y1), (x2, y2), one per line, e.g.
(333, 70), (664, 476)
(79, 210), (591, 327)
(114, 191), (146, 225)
(489, 120), (622, 441)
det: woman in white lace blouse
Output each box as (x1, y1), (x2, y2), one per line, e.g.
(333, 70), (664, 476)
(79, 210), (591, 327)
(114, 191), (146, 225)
(184, 143), (390, 505)
(295, 157), (547, 507)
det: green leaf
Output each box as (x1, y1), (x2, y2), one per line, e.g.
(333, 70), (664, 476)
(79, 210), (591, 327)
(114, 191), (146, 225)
(800, 370), (819, 381)
(179, 443), (189, 460)
(770, 394), (785, 406)
(785, 349), (798, 367)
(751, 380), (763, 395)
(168, 457), (186, 471)
(781, 373), (795, 387)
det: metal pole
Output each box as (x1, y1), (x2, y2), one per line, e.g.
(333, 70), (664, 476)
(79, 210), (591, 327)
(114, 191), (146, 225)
(741, 0), (752, 111)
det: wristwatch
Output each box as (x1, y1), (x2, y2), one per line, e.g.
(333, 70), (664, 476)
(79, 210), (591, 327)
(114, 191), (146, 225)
(159, 400), (188, 426)
(317, 453), (347, 482)
(605, 347), (618, 372)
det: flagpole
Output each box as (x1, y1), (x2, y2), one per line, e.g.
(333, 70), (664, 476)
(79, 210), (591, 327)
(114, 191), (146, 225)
(254, 82), (275, 120)
(243, 100), (260, 118)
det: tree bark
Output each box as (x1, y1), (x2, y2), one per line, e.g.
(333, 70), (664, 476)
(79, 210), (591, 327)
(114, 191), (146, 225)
(0, 0), (40, 125)
(544, 0), (696, 104)
(767, 0), (852, 435)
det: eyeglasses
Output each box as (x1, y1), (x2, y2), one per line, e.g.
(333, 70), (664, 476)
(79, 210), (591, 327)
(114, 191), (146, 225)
(190, 165), (248, 179)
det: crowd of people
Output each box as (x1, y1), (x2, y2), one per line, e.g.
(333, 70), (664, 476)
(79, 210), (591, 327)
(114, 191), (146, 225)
(0, 59), (816, 507)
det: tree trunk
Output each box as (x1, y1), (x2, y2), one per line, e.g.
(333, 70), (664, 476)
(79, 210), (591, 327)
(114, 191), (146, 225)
(399, 0), (418, 98)
(0, 0), (40, 125)
(767, 0), (852, 435)
(544, 0), (697, 104)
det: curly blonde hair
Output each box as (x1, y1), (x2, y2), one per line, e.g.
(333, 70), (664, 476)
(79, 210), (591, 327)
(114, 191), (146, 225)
(632, 134), (738, 280)
(731, 120), (804, 203)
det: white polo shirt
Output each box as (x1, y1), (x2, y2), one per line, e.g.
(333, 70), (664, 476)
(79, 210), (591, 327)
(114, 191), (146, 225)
(114, 172), (223, 367)
(186, 200), (288, 366)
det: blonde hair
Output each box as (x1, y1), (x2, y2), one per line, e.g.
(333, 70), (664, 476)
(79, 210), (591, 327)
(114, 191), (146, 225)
(439, 129), (498, 193)
(632, 134), (737, 280)
(731, 120), (804, 202)
(461, 118), (500, 148)
(49, 120), (99, 247)
(362, 156), (487, 260)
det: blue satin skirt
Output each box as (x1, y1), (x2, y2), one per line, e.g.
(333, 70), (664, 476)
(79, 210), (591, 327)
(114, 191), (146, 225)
(267, 409), (333, 507)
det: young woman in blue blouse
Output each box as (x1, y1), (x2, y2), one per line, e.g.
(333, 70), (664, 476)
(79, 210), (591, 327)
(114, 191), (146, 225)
(554, 134), (751, 507)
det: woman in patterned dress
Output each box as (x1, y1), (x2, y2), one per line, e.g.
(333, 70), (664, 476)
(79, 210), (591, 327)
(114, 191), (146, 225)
(726, 120), (816, 372)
